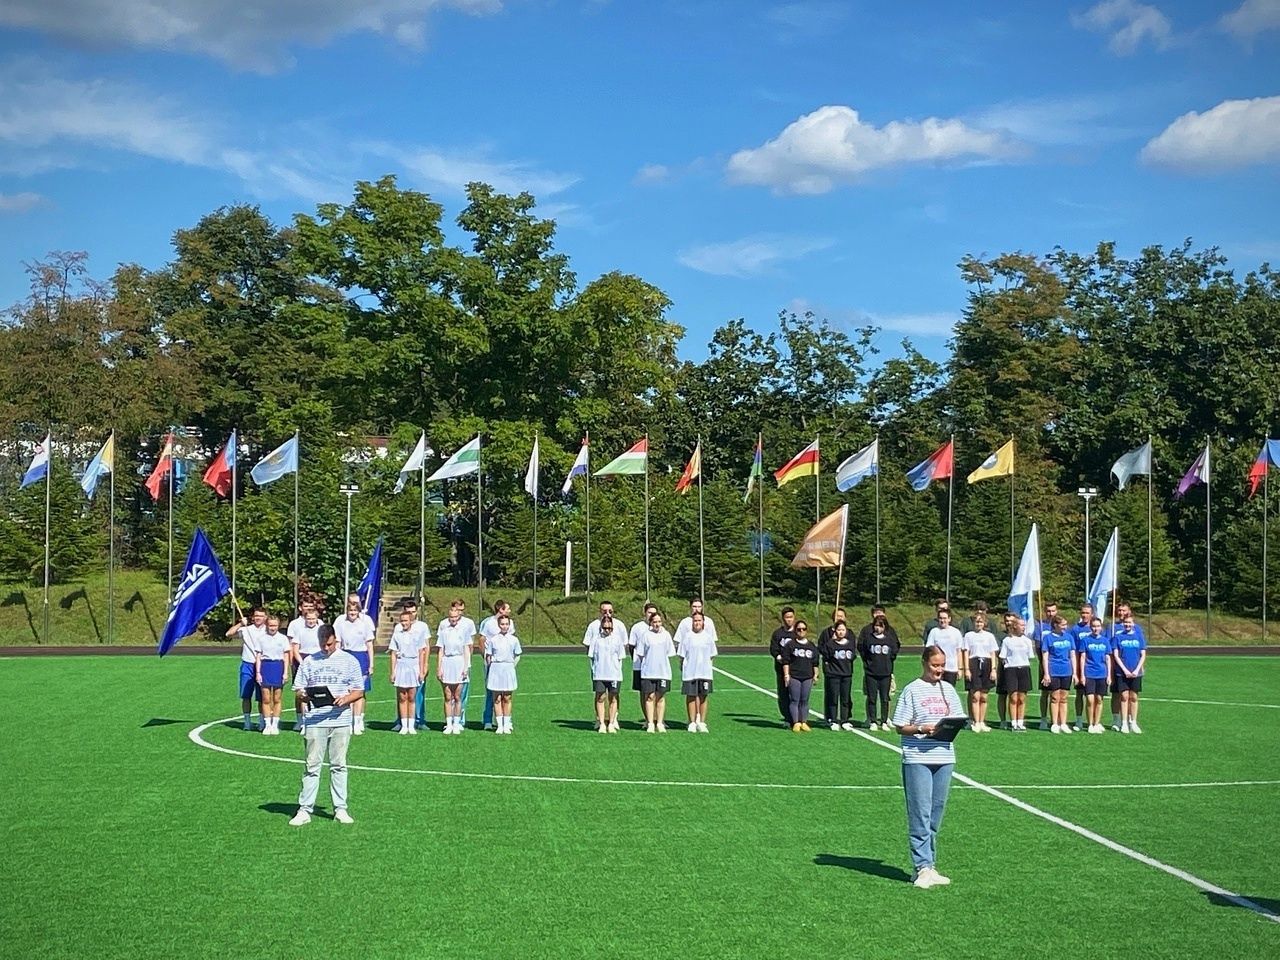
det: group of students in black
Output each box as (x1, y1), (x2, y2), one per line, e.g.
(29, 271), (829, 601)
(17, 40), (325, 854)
(769, 605), (901, 732)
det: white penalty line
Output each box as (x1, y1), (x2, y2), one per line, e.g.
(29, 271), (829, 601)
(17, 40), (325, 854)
(712, 664), (1280, 925)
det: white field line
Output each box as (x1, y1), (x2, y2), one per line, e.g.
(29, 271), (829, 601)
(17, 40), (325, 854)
(1144, 696), (1280, 709)
(712, 664), (1280, 925)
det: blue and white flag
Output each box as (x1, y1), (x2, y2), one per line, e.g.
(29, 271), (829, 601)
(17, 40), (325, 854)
(1088, 528), (1119, 620)
(393, 432), (428, 494)
(1111, 440), (1152, 491)
(250, 434), (299, 486)
(157, 528), (231, 656)
(1007, 522), (1042, 623)
(21, 433), (50, 489)
(81, 433), (114, 498)
(561, 439), (589, 495)
(835, 437), (878, 492)
(356, 536), (385, 624)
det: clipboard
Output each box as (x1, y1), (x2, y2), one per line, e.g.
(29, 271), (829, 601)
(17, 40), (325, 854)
(306, 686), (336, 707)
(927, 716), (969, 742)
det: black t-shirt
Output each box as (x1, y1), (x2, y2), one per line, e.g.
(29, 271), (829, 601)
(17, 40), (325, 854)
(769, 625), (795, 663)
(857, 624), (900, 676)
(819, 636), (856, 677)
(781, 639), (819, 680)
(817, 621), (849, 647)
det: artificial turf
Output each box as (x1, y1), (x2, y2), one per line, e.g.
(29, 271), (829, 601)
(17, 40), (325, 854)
(3, 653), (1278, 959)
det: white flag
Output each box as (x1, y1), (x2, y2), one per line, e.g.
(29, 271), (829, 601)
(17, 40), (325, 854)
(835, 437), (878, 492)
(525, 436), (539, 498)
(393, 432), (428, 494)
(1111, 441), (1152, 491)
(1088, 528), (1119, 618)
(1007, 522), (1042, 622)
(561, 440), (589, 495)
(428, 436), (481, 482)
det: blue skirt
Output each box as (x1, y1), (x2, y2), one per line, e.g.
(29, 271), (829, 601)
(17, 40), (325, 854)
(259, 659), (285, 688)
(351, 649), (372, 690)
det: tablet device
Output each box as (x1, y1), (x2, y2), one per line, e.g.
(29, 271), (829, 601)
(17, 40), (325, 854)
(306, 686), (335, 707)
(928, 716), (969, 742)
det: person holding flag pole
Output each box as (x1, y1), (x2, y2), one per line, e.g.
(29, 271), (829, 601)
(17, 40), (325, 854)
(906, 438), (955, 599)
(81, 432), (115, 642)
(21, 431), (52, 642)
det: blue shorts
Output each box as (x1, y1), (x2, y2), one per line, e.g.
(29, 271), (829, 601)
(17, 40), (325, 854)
(350, 649), (372, 691)
(238, 662), (260, 700)
(259, 659), (285, 688)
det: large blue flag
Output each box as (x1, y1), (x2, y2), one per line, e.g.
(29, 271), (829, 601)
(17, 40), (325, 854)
(356, 536), (384, 623)
(158, 528), (231, 657)
(250, 434), (299, 486)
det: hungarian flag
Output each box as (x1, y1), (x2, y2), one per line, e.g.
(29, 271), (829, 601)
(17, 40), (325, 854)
(675, 440), (701, 494)
(775, 438), (819, 487)
(595, 438), (647, 476)
(203, 430), (236, 498)
(145, 432), (175, 501)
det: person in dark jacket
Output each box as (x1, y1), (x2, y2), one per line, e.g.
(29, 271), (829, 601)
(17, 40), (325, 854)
(857, 607), (900, 730)
(769, 607), (797, 725)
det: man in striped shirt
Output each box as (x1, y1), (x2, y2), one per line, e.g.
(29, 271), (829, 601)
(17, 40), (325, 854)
(290, 625), (365, 826)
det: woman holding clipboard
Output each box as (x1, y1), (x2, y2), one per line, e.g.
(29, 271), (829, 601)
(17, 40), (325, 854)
(892, 645), (966, 889)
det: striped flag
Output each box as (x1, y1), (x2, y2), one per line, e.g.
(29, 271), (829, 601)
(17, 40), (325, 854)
(428, 436), (481, 481)
(562, 438), (589, 495)
(743, 434), (763, 502)
(675, 440), (701, 495)
(595, 438), (647, 476)
(775, 438), (819, 487)
(145, 433), (175, 500)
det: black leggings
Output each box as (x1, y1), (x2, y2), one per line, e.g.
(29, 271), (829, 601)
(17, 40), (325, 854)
(775, 664), (791, 722)
(824, 674), (852, 723)
(788, 678), (814, 725)
(864, 674), (892, 724)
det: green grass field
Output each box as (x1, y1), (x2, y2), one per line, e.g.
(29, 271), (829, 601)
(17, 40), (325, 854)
(4, 653), (1279, 959)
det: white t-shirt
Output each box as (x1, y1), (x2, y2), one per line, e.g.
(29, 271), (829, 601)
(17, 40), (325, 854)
(674, 614), (717, 650)
(635, 628), (675, 681)
(999, 634), (1034, 668)
(253, 630), (290, 662)
(679, 631), (718, 682)
(237, 623), (266, 663)
(588, 633), (627, 682)
(926, 625), (964, 672)
(389, 625), (428, 662)
(479, 614), (513, 653)
(288, 619), (322, 656)
(436, 617), (477, 656)
(334, 613), (376, 652)
(583, 617), (630, 648)
(627, 620), (650, 671)
(962, 630), (999, 659)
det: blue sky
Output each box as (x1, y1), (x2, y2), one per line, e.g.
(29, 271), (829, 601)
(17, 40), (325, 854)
(0, 0), (1277, 363)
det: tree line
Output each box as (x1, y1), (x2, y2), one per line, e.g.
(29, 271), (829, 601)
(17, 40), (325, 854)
(1, 176), (1277, 617)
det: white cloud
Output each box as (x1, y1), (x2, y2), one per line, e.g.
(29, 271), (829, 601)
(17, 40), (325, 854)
(0, 0), (501, 72)
(788, 298), (960, 338)
(1071, 0), (1172, 55)
(633, 163), (670, 185)
(0, 191), (45, 213)
(766, 2), (849, 37)
(968, 94), (1139, 147)
(678, 235), (834, 277)
(1141, 96), (1280, 172)
(373, 144), (578, 198)
(1220, 0), (1280, 41)
(726, 105), (1020, 194)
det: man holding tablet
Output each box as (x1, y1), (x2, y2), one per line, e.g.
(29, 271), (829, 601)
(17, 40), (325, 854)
(290, 625), (365, 826)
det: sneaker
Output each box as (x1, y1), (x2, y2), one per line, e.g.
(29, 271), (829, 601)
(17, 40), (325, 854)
(913, 869), (938, 889)
(800, 722), (812, 732)
(391, 721), (402, 732)
(1038, 719), (1050, 731)
(333, 809), (354, 825)
(1063, 724), (1075, 734)
(483, 723), (493, 731)
(656, 722), (667, 733)
(688, 722), (699, 733)
(931, 869), (951, 886)
(830, 722), (840, 732)
(1073, 721), (1083, 731)
(1129, 722), (1142, 734)
(1119, 723), (1130, 734)
(288, 810), (311, 827)
(399, 726), (410, 736)
(1091, 724), (1104, 734)
(408, 725), (418, 735)
(598, 723), (608, 734)
(842, 722), (856, 731)
(697, 722), (709, 733)
(352, 726), (364, 737)
(792, 723), (803, 733)
(1002, 721), (1012, 730)
(1111, 722), (1121, 732)
(647, 723), (657, 734)
(608, 721), (620, 733)
(293, 721), (303, 732)
(867, 722), (878, 731)
(1051, 725), (1061, 734)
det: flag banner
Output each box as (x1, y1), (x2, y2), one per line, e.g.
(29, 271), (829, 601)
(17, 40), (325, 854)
(791, 504), (849, 568)
(744, 434), (763, 502)
(81, 433), (114, 498)
(525, 436), (540, 498)
(1088, 528), (1120, 617)
(157, 528), (230, 656)
(967, 438), (1015, 484)
(1007, 522), (1042, 622)
(775, 438), (819, 487)
(21, 432), (50, 489)
(428, 436), (481, 481)
(250, 434), (299, 487)
(1247, 439), (1280, 498)
(144, 433), (175, 500)
(675, 440), (701, 495)
(835, 437), (878, 492)
(202, 430), (236, 498)
(595, 438), (647, 476)
(1174, 442), (1210, 499)
(1111, 440), (1152, 491)
(562, 439), (589, 495)
(393, 432), (428, 494)
(356, 536), (385, 623)
(906, 439), (954, 492)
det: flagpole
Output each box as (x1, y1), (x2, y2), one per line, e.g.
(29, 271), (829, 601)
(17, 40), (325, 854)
(815, 434), (821, 624)
(697, 436), (705, 603)
(644, 432), (651, 598)
(1264, 439), (1270, 643)
(231, 430), (237, 601)
(167, 431), (174, 611)
(875, 432), (882, 605)
(532, 432), (539, 646)
(419, 452), (426, 602)
(757, 433), (765, 644)
(42, 429), (51, 644)
(1147, 433), (1153, 635)
(478, 434), (485, 613)
(107, 431), (115, 644)
(293, 430), (300, 615)
(1205, 435), (1211, 644)
(585, 431), (592, 602)
(946, 433), (954, 602)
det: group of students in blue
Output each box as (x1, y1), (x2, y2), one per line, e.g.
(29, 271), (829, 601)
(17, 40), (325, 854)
(228, 593), (524, 737)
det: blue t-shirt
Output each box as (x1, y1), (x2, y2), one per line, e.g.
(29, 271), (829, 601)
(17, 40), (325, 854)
(1076, 632), (1112, 679)
(1111, 624), (1147, 674)
(1044, 632), (1076, 677)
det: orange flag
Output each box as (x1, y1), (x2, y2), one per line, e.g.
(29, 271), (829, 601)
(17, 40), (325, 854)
(674, 440), (702, 495)
(791, 504), (849, 568)
(145, 432), (175, 501)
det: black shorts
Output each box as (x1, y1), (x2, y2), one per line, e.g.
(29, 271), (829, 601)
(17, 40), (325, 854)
(941, 670), (959, 685)
(1117, 675), (1143, 693)
(1048, 676), (1073, 692)
(966, 659), (994, 691)
(593, 679), (620, 695)
(1083, 677), (1109, 696)
(999, 666), (1031, 693)
(682, 679), (713, 697)
(632, 671), (643, 692)
(640, 678), (670, 696)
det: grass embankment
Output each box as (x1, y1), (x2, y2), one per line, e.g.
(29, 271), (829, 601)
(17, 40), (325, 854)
(0, 571), (1272, 647)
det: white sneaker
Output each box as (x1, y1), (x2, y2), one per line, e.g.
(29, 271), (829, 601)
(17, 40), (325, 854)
(399, 726), (410, 736)
(608, 721), (620, 733)
(841, 722), (856, 731)
(688, 722), (698, 733)
(931, 869), (951, 886)
(867, 722), (878, 731)
(830, 722), (840, 732)
(598, 723), (608, 734)
(443, 724), (453, 736)
(656, 722), (667, 733)
(646, 722), (656, 733)
(333, 809), (354, 825)
(1111, 722), (1121, 732)
(352, 726), (364, 737)
(697, 722), (709, 733)
(1129, 722), (1142, 734)
(1063, 724), (1075, 734)
(288, 810), (311, 827)
(408, 725), (418, 735)
(1119, 722), (1130, 734)
(1051, 725), (1061, 734)
(913, 868), (938, 889)
(1092, 724), (1105, 734)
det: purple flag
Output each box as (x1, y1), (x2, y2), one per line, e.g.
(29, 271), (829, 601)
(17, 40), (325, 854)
(1174, 442), (1210, 499)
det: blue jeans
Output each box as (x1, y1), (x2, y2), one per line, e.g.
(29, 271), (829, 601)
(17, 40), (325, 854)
(902, 762), (954, 871)
(413, 681), (426, 727)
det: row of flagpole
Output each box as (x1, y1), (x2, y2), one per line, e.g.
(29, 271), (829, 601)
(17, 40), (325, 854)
(13, 427), (1280, 644)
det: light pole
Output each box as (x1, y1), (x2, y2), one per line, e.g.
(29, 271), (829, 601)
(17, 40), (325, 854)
(340, 483), (360, 599)
(1077, 487), (1098, 600)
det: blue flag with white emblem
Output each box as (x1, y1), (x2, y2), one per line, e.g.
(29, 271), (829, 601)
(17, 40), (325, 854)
(158, 528), (231, 657)
(356, 536), (384, 625)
